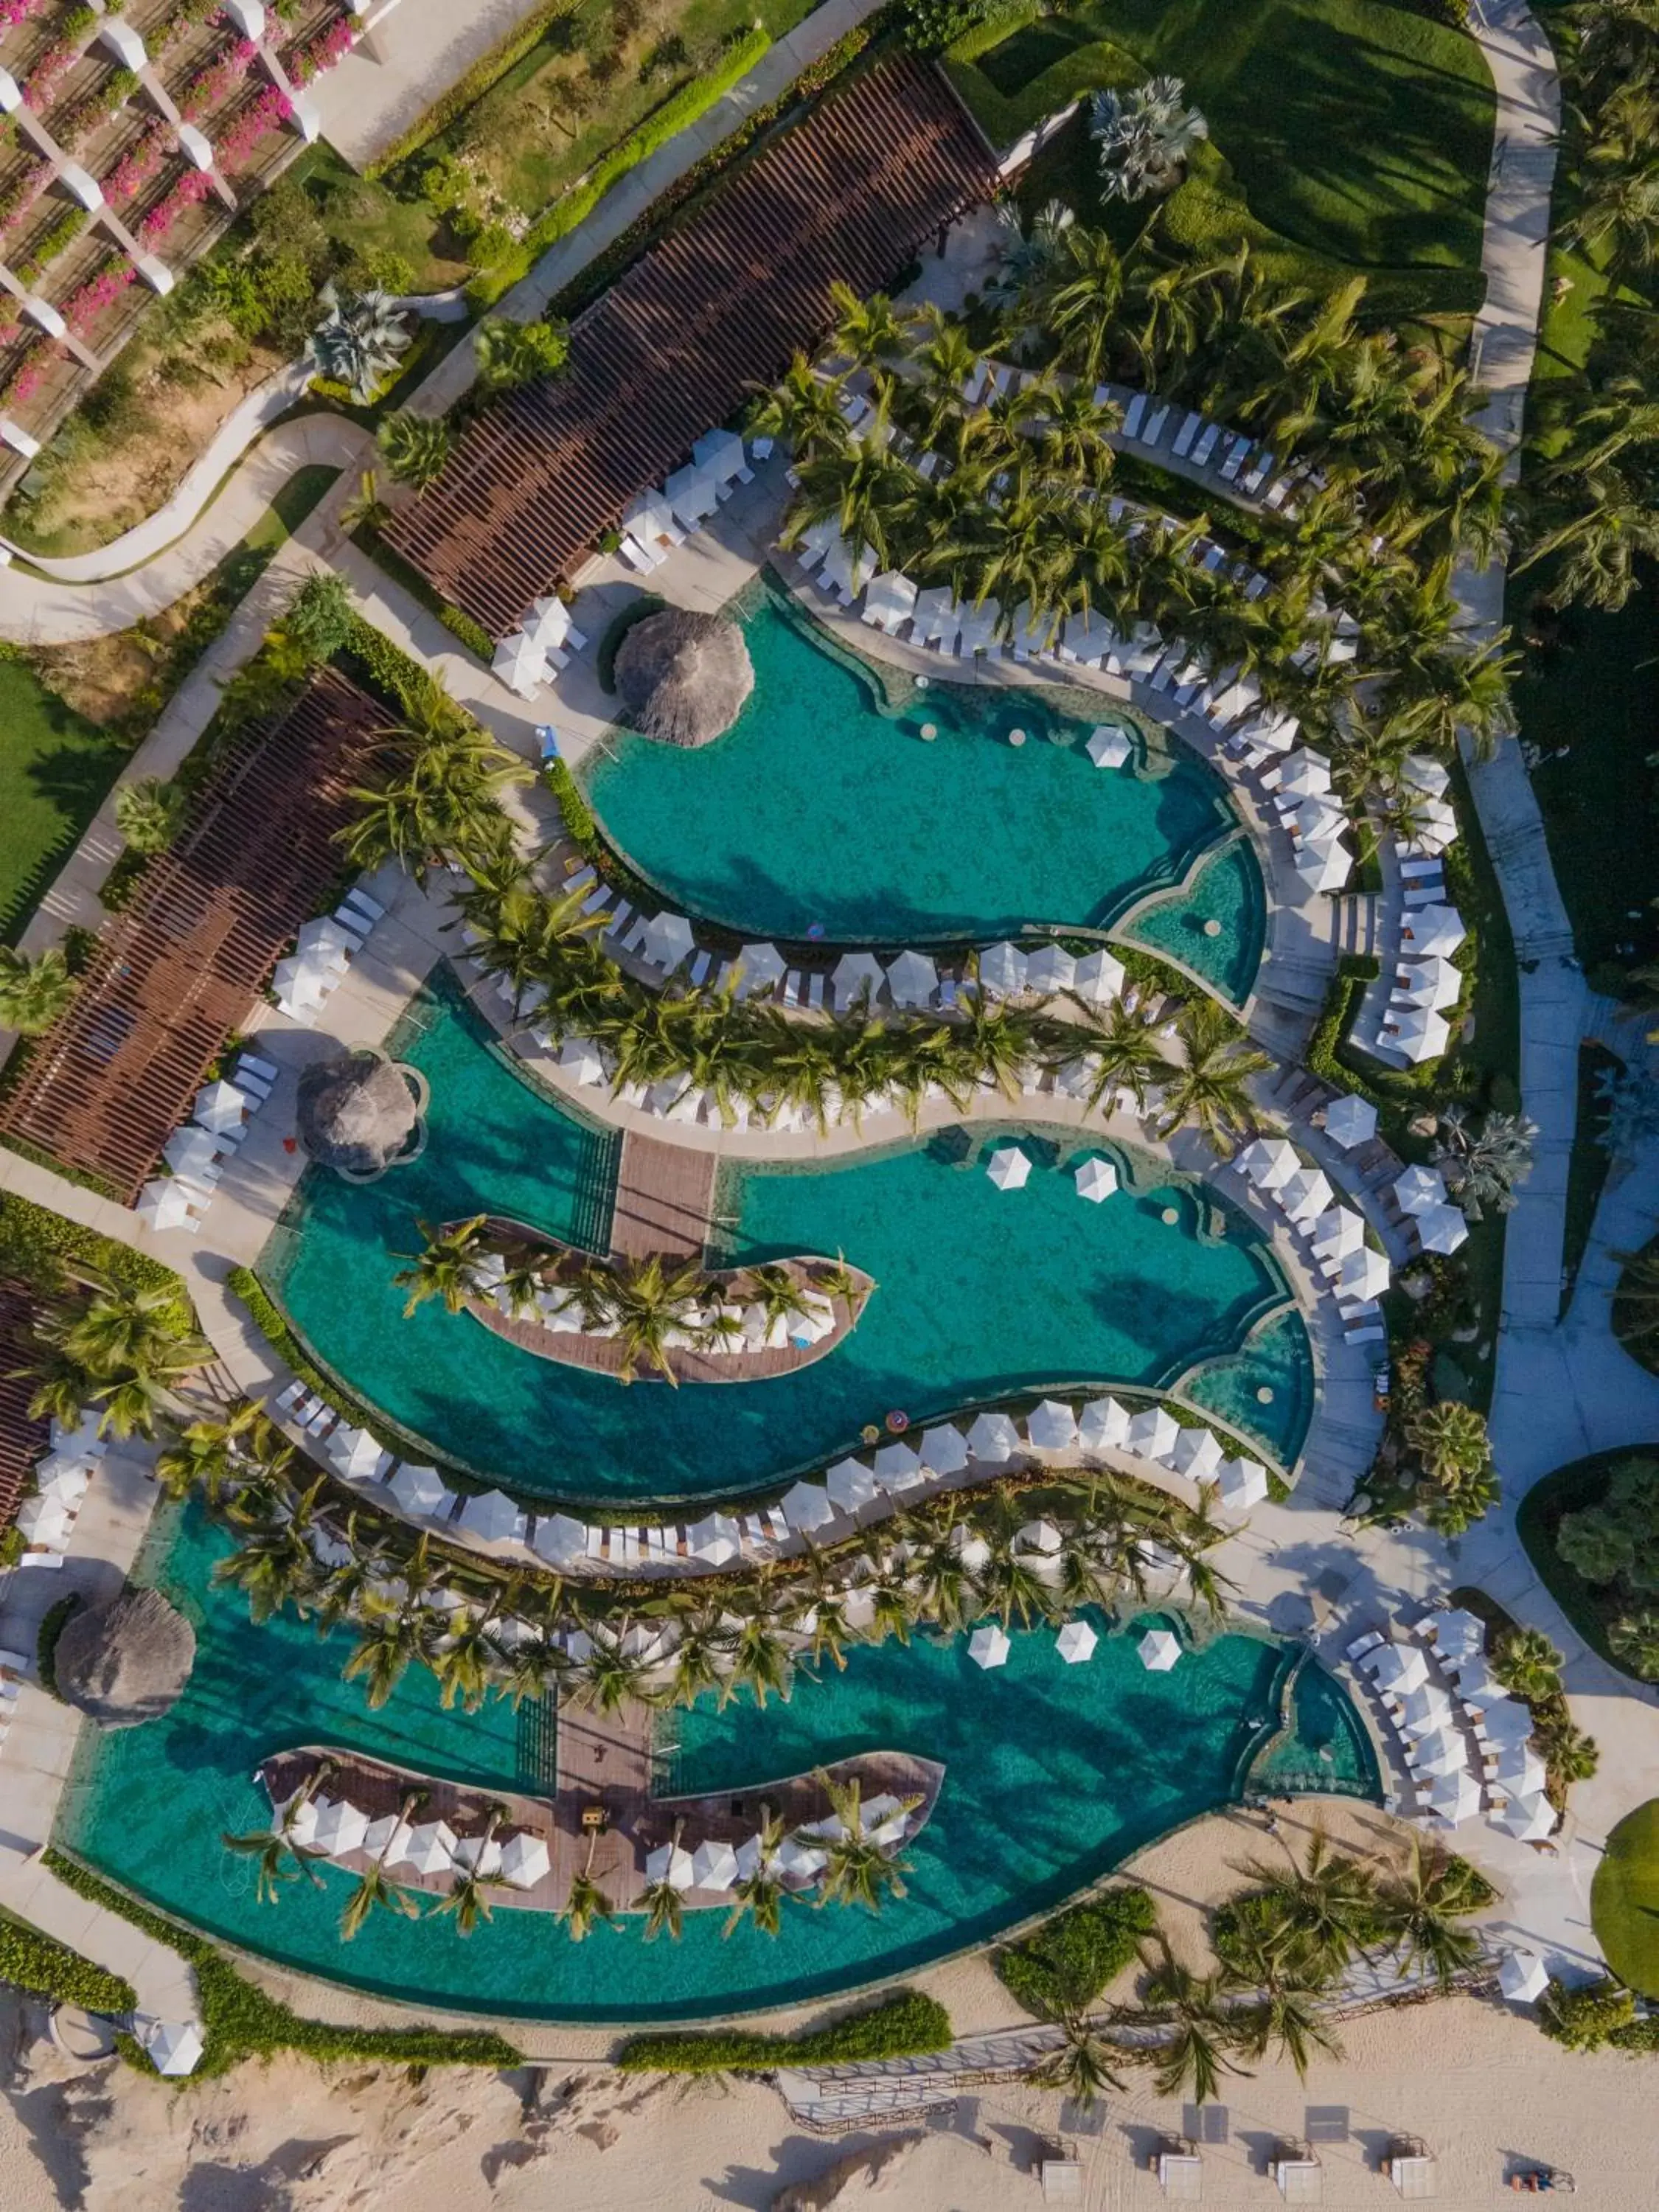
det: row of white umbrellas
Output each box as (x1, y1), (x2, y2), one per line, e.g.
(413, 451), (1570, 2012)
(645, 1792), (912, 1899)
(970, 1619), (1182, 1672)
(1363, 1613), (1553, 1840)
(984, 1141), (1119, 1204)
(1393, 1160), (1469, 1255)
(1237, 1137), (1392, 1307)
(1372, 902), (1467, 1065)
(15, 1413), (106, 1556)
(285, 1790), (552, 1888)
(138, 1077), (255, 1231)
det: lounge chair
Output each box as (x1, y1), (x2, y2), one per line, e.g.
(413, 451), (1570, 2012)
(806, 974), (825, 1010)
(1144, 404), (1172, 445)
(687, 950), (711, 988)
(781, 973), (803, 1009)
(1192, 422), (1222, 466)
(1123, 392), (1147, 438)
(741, 1514), (769, 1549)
(1172, 411), (1203, 458)
(563, 863), (597, 893)
(579, 884), (611, 916)
(237, 1052), (279, 1082)
(274, 1380), (305, 1414)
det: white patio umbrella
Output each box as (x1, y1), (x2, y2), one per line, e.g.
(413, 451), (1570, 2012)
(690, 1837), (741, 1893)
(163, 1125), (222, 1180)
(821, 535), (877, 600)
(17, 1496), (72, 1545)
(1394, 1164), (1449, 1215)
(977, 941), (1027, 997)
(1403, 754), (1451, 799)
(664, 462), (720, 523)
(296, 917), (355, 964)
(825, 1455), (879, 1511)
(361, 1814), (409, 1864)
(645, 1841), (697, 1890)
(1389, 1008), (1452, 1068)
(389, 1463), (448, 1518)
(193, 1079), (249, 1133)
(639, 911), (695, 974)
(1371, 1644), (1430, 1694)
(1494, 1744), (1547, 1796)
(985, 1144), (1032, 1192)
(968, 1623), (1011, 1669)
(1057, 1619), (1099, 1664)
(1024, 944), (1076, 997)
(1219, 1455), (1269, 1509)
(737, 942), (786, 995)
(830, 951), (886, 1009)
(1337, 1246), (1391, 1303)
(35, 1461), (90, 1504)
(491, 633), (549, 698)
(329, 1426), (388, 1481)
(1312, 1206), (1366, 1260)
(1087, 723), (1134, 768)
(686, 1513), (742, 1566)
(1278, 1167), (1334, 1225)
(863, 570), (918, 630)
(50, 1413), (102, 1455)
(1409, 1727), (1466, 1778)
(1079, 1397), (1130, 1452)
(1416, 1202), (1469, 1255)
(776, 1836), (828, 1881)
(1127, 1405), (1180, 1461)
(1074, 1155), (1119, 1203)
(1138, 1628), (1182, 1672)
(917, 1425), (969, 1475)
(312, 1800), (371, 1857)
(1172, 1427), (1225, 1481)
(1073, 947), (1127, 1004)
(1399, 1683), (1455, 1733)
(525, 595), (574, 650)
(1397, 957), (1462, 1010)
(531, 1512), (587, 1567)
(1288, 797), (1348, 845)
(1478, 1698), (1535, 1747)
(1498, 1947), (1549, 2003)
(1450, 1660), (1502, 1708)
(692, 425), (745, 481)
(1425, 1768), (1483, 1825)
(622, 486), (677, 544)
(886, 949), (938, 1007)
(967, 1410), (1023, 1462)
(1275, 748), (1332, 800)
(1026, 1399), (1079, 1453)
(871, 1441), (923, 1492)
(1402, 905), (1467, 959)
(1016, 1518), (1062, 1557)
(911, 584), (958, 644)
(459, 1489), (521, 1545)
(1295, 838), (1354, 894)
(1425, 1606), (1484, 1660)
(1492, 1792), (1554, 1842)
(1324, 1094), (1377, 1150)
(137, 1180), (196, 1231)
(499, 1832), (552, 1889)
(143, 2020), (204, 2077)
(782, 1480), (835, 1532)
(396, 1820), (457, 1875)
(1239, 1137), (1300, 1192)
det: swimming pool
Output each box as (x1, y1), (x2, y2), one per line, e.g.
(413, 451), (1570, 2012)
(263, 979), (1315, 1503)
(580, 583), (1264, 1002)
(59, 1503), (1377, 2025)
(1119, 838), (1267, 1010)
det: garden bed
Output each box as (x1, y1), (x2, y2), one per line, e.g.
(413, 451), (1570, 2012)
(1513, 1451), (1659, 1677)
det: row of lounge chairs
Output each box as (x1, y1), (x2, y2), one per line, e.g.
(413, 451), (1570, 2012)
(274, 886), (386, 1026)
(8, 1411), (106, 1572)
(1236, 1135), (1392, 1343)
(138, 1048), (279, 1234)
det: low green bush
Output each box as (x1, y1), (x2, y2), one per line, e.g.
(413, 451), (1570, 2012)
(994, 1885), (1155, 2018)
(542, 759), (655, 911)
(1305, 956), (1383, 1100)
(0, 1191), (188, 1315)
(439, 605), (495, 661)
(42, 1851), (521, 2078)
(36, 1592), (81, 1700)
(616, 1990), (952, 2073)
(1539, 1975), (1638, 2051)
(0, 1911), (136, 2014)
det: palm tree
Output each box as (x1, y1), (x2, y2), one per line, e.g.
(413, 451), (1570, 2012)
(1515, 463), (1659, 611)
(155, 1400), (283, 1508)
(1406, 1402), (1493, 1493)
(827, 282), (910, 374)
(1237, 1826), (1380, 1980)
(1433, 1105), (1537, 1220)
(394, 1216), (488, 1316)
(306, 283), (410, 403)
(1231, 1978), (1342, 2079)
(1060, 996), (1170, 1113)
(810, 1771), (921, 1916)
(575, 1620), (666, 1717)
(431, 1606), (497, 1713)
(434, 1804), (509, 1936)
(1492, 1627), (1564, 1703)
(114, 776), (187, 855)
(338, 468), (392, 537)
(726, 1605), (796, 1708)
(474, 314), (569, 392)
(0, 945), (76, 1034)
(212, 1479), (327, 1624)
(222, 1760), (333, 1905)
(1372, 1837), (1485, 1989)
(641, 1818), (689, 1941)
(378, 408), (452, 489)
(1614, 1240), (1659, 1358)
(664, 1604), (736, 1705)
(560, 1828), (615, 1941)
(1032, 2014), (1129, 2107)
(1135, 1942), (1253, 2104)
(340, 1789), (425, 1940)
(1535, 1709), (1600, 1784)
(1155, 1001), (1269, 1156)
(595, 1252), (706, 1384)
(723, 1811), (789, 1938)
(1091, 77), (1208, 201)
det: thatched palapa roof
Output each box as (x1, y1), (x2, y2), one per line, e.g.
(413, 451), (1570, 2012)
(614, 610), (754, 748)
(55, 1587), (195, 1728)
(296, 1050), (420, 1177)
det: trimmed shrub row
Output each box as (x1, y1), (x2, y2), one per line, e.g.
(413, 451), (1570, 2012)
(994, 1885), (1156, 2019)
(0, 1913), (136, 2014)
(616, 1989), (953, 2073)
(365, 0), (584, 178)
(0, 1190), (189, 1315)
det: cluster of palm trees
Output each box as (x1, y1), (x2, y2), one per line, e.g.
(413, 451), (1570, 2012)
(759, 240), (1512, 802)
(18, 1264), (209, 1441)
(395, 1215), (865, 1383)
(452, 859), (1269, 1155)
(1512, 0), (1659, 609)
(1037, 1829), (1492, 2109)
(1401, 1400), (1498, 1537)
(158, 1399), (1237, 1719)
(338, 668), (532, 884)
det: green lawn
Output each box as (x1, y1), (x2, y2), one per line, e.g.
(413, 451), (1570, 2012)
(954, 0), (1495, 274)
(1514, 1451), (1657, 1677)
(1592, 1799), (1659, 1997)
(0, 661), (131, 945)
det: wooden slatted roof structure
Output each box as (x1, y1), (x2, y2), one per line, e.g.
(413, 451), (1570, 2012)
(384, 53), (997, 637)
(0, 1281), (47, 1537)
(0, 669), (392, 1201)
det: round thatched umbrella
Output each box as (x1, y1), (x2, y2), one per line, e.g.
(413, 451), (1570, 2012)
(296, 1050), (422, 1179)
(54, 1588), (195, 1729)
(613, 609), (754, 747)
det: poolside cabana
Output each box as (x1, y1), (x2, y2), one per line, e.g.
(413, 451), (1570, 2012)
(968, 1624), (1011, 1669)
(1057, 1619), (1098, 1665)
(1324, 1093), (1377, 1150)
(831, 951), (887, 1009)
(984, 1144), (1031, 1192)
(616, 609), (754, 746)
(53, 1588), (195, 1729)
(1074, 1156), (1119, 1203)
(1138, 1628), (1182, 1672)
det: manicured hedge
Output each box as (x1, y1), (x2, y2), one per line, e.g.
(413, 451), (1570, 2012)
(43, 1851), (521, 2079)
(994, 1885), (1155, 2019)
(366, 0), (582, 178)
(0, 1912), (136, 2014)
(36, 1591), (80, 1700)
(439, 605), (495, 662)
(0, 1190), (189, 1316)
(615, 1990), (953, 2073)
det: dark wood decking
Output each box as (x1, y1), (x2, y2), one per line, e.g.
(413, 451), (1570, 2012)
(383, 55), (998, 635)
(611, 1131), (717, 1259)
(0, 670), (392, 1200)
(262, 1728), (942, 1916)
(0, 1282), (48, 1537)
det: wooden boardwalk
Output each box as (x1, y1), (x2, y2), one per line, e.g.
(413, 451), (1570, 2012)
(610, 1131), (717, 1259)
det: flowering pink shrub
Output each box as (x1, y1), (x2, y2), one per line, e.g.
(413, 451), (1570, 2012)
(0, 160), (49, 240)
(64, 257), (136, 336)
(135, 165), (214, 243)
(179, 35), (256, 120)
(215, 83), (293, 171)
(22, 35), (79, 113)
(283, 14), (352, 85)
(0, 341), (55, 414)
(105, 123), (171, 206)
(0, 0), (47, 29)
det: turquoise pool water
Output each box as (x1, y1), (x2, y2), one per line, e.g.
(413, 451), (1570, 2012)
(265, 980), (1315, 1502)
(60, 1504), (1377, 2025)
(1119, 838), (1267, 1009)
(581, 586), (1262, 998)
